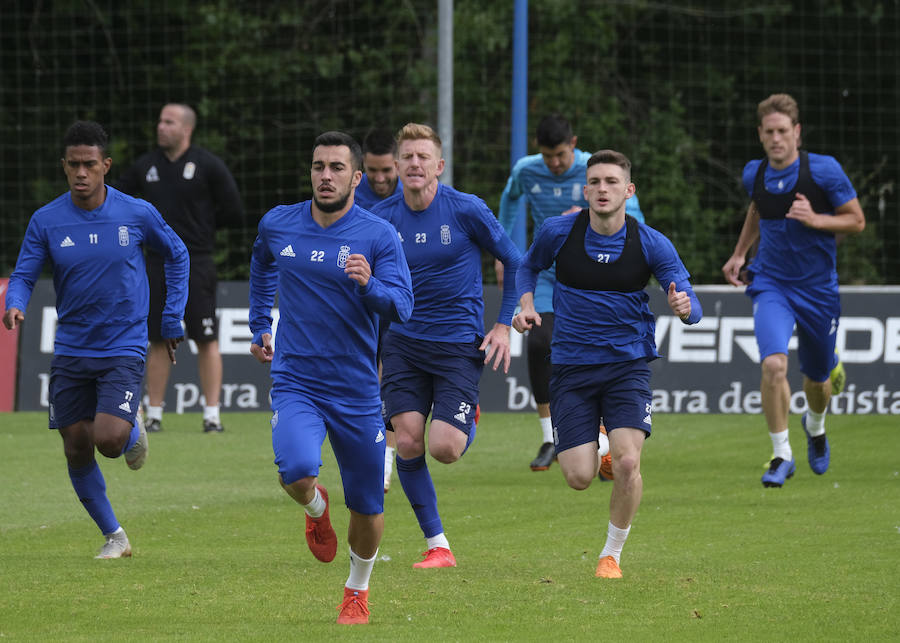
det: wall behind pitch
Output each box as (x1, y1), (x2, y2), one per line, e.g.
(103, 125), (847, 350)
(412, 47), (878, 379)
(482, 285), (900, 416)
(0, 278), (20, 411)
(14, 282), (900, 415)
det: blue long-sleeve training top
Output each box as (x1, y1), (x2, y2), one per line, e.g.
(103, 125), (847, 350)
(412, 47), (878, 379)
(249, 201), (414, 402)
(6, 185), (189, 358)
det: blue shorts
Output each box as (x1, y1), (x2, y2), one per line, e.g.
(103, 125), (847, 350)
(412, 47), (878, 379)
(549, 360), (652, 453)
(380, 331), (482, 434)
(747, 276), (840, 382)
(270, 383), (385, 515)
(48, 355), (145, 429)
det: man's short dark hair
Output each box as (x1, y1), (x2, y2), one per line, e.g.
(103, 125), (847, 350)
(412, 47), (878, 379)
(586, 149), (632, 180)
(362, 128), (397, 157)
(535, 114), (574, 148)
(62, 120), (109, 156)
(314, 131), (363, 172)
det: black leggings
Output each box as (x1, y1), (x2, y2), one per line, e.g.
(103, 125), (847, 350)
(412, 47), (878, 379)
(526, 312), (554, 405)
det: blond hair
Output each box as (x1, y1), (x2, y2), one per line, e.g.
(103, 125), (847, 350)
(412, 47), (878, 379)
(396, 122), (442, 152)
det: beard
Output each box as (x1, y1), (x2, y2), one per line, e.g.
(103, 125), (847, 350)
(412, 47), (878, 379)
(313, 188), (352, 213)
(373, 179), (398, 198)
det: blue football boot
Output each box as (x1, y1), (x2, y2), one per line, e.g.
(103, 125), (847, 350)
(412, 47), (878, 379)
(762, 456), (796, 487)
(802, 412), (830, 474)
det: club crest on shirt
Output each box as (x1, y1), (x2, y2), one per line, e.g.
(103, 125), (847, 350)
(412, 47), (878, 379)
(183, 162), (196, 180)
(571, 183), (582, 201)
(118, 226), (129, 246)
(337, 245), (350, 268)
(440, 224), (451, 245)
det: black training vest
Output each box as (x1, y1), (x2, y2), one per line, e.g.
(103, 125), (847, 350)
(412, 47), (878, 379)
(555, 211), (651, 292)
(752, 150), (833, 220)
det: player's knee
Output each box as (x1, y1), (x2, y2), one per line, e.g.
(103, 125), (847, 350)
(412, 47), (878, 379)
(62, 437), (94, 466)
(94, 434), (124, 459)
(90, 418), (130, 458)
(563, 468), (593, 490)
(283, 475), (315, 498)
(559, 459), (594, 490)
(197, 339), (221, 358)
(761, 354), (788, 382)
(394, 431), (425, 457)
(428, 442), (460, 464)
(612, 453), (640, 480)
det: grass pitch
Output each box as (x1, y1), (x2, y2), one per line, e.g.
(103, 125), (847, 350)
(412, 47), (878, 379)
(1, 411), (898, 640)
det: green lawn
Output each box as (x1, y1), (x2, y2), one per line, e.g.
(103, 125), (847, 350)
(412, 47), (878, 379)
(1, 411), (898, 640)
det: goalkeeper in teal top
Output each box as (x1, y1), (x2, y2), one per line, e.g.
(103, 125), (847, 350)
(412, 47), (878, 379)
(4, 120), (189, 560)
(722, 94), (865, 488)
(497, 114), (643, 472)
(514, 149), (701, 580)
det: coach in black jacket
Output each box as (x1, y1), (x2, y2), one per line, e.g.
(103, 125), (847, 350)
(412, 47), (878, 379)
(117, 103), (243, 434)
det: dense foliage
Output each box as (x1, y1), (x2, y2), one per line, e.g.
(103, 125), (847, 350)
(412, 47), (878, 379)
(2, 1), (896, 283)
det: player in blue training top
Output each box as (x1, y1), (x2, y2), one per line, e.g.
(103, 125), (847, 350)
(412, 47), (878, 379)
(371, 123), (522, 570)
(513, 149), (702, 580)
(3, 120), (189, 559)
(355, 127), (403, 210)
(354, 127), (404, 495)
(248, 131), (413, 625)
(497, 114), (644, 472)
(722, 94), (865, 488)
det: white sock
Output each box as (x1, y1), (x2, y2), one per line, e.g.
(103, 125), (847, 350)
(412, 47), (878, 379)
(146, 405), (163, 422)
(598, 430), (610, 457)
(770, 429), (792, 461)
(599, 521), (631, 563)
(303, 487), (326, 519)
(805, 409), (826, 436)
(539, 416), (553, 444)
(203, 406), (220, 423)
(384, 446), (395, 479)
(426, 533), (450, 550)
(346, 548), (377, 591)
